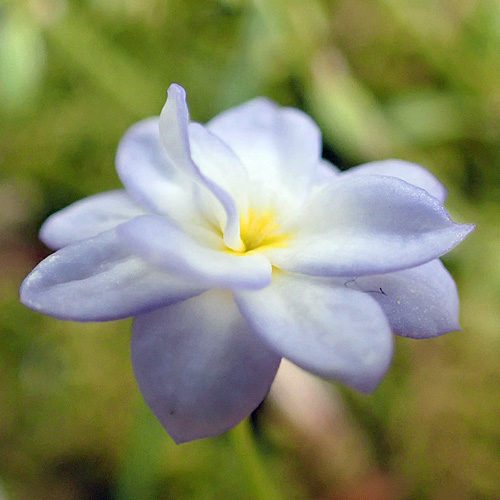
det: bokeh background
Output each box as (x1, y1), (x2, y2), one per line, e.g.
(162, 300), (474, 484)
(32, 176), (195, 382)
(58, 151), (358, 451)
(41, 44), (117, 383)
(0, 0), (498, 499)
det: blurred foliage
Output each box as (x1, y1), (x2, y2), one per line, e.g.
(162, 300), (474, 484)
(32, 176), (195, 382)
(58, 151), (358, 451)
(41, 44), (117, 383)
(0, 0), (499, 498)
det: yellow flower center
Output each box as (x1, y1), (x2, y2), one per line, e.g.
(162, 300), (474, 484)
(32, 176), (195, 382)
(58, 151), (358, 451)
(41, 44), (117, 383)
(234, 209), (289, 254)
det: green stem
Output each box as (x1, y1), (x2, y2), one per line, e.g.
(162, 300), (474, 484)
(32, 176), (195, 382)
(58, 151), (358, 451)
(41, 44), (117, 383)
(229, 419), (283, 500)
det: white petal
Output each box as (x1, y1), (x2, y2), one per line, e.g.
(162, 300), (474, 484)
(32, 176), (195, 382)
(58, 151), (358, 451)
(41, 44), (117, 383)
(317, 158), (340, 178)
(40, 190), (145, 250)
(207, 97), (322, 200)
(20, 229), (206, 321)
(189, 122), (249, 217)
(117, 215), (272, 290)
(344, 159), (447, 202)
(310, 159), (341, 193)
(131, 290), (281, 443)
(234, 272), (393, 393)
(268, 175), (474, 276)
(352, 259), (460, 338)
(115, 117), (198, 222)
(159, 84), (243, 250)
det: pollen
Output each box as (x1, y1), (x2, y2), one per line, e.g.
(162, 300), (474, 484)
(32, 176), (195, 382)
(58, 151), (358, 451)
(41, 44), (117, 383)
(237, 209), (289, 253)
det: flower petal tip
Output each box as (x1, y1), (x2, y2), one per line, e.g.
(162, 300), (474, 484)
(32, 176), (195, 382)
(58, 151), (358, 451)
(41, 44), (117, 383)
(450, 222), (475, 249)
(19, 273), (38, 310)
(342, 353), (393, 394)
(167, 83), (186, 101)
(38, 217), (58, 250)
(464, 223), (475, 235)
(19, 264), (61, 318)
(349, 376), (384, 395)
(159, 417), (241, 445)
(437, 320), (462, 336)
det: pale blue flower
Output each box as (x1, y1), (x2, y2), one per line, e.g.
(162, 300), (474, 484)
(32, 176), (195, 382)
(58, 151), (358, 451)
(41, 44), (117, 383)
(20, 84), (474, 443)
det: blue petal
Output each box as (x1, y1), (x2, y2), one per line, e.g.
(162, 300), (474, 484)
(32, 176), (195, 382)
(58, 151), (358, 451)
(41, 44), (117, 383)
(235, 272), (393, 393)
(40, 190), (145, 250)
(131, 290), (281, 443)
(117, 215), (272, 290)
(207, 97), (322, 199)
(343, 159), (448, 202)
(353, 259), (460, 338)
(267, 175), (474, 276)
(189, 122), (250, 219)
(159, 84), (243, 250)
(20, 229), (206, 321)
(115, 117), (199, 222)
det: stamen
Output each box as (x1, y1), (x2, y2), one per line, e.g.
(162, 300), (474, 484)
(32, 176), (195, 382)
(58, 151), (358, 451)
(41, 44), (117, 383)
(233, 209), (289, 254)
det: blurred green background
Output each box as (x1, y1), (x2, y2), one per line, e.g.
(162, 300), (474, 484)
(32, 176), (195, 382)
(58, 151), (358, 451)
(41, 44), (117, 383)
(0, 0), (498, 498)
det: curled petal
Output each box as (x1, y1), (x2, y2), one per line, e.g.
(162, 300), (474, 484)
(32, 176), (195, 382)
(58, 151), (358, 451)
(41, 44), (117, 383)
(117, 215), (272, 290)
(352, 259), (460, 338)
(40, 190), (145, 250)
(160, 84), (242, 250)
(131, 290), (281, 443)
(115, 117), (197, 222)
(234, 272), (393, 393)
(344, 159), (447, 202)
(20, 230), (206, 321)
(189, 122), (250, 218)
(207, 97), (321, 199)
(268, 175), (474, 277)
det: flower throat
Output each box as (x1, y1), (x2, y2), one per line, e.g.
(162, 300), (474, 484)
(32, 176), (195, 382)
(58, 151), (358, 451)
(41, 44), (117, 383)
(238, 209), (289, 253)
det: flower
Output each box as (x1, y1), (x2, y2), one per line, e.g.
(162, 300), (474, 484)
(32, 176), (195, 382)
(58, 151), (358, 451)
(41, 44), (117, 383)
(20, 84), (474, 443)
